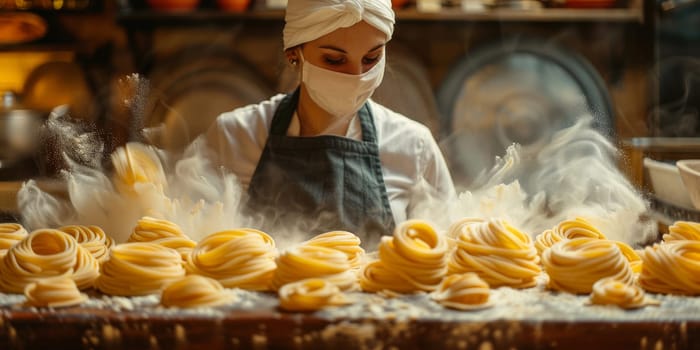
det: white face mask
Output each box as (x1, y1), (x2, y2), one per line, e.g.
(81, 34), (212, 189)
(299, 51), (385, 118)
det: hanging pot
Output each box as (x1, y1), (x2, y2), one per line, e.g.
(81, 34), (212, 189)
(0, 91), (47, 177)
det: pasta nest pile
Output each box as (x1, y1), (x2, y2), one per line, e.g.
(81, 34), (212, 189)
(536, 218), (642, 274)
(278, 278), (350, 312)
(128, 216), (196, 261)
(0, 229), (99, 293)
(59, 225), (115, 264)
(542, 237), (634, 294)
(186, 228), (277, 291)
(272, 244), (356, 291)
(0, 223), (28, 258)
(430, 273), (492, 310)
(448, 219), (540, 288)
(662, 221), (700, 242)
(96, 242), (185, 296)
(589, 277), (655, 309)
(160, 275), (235, 308)
(301, 231), (365, 269)
(24, 277), (87, 308)
(360, 220), (448, 294)
(639, 240), (700, 295)
(12, 215), (700, 311)
(535, 217), (606, 255)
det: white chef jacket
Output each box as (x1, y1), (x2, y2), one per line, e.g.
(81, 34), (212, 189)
(201, 93), (455, 224)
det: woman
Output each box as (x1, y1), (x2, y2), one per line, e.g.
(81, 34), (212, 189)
(202, 0), (455, 241)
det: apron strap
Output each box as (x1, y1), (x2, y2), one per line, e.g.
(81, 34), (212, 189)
(357, 103), (377, 144)
(269, 89), (300, 136)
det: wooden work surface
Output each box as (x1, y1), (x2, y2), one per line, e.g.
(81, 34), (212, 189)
(1, 283), (700, 350)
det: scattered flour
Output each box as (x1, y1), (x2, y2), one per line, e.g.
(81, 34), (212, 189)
(1, 278), (700, 323)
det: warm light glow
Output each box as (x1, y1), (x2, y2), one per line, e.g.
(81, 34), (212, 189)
(0, 52), (74, 93)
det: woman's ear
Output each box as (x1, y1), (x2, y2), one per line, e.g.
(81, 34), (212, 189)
(285, 48), (299, 66)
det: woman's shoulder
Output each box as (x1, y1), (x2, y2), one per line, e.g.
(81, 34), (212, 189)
(214, 93), (287, 131)
(200, 94), (287, 178)
(203, 93), (286, 157)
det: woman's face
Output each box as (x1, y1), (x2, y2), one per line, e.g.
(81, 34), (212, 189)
(297, 20), (387, 75)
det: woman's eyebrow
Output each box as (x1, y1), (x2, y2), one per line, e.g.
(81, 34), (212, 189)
(319, 45), (346, 53)
(318, 43), (385, 54)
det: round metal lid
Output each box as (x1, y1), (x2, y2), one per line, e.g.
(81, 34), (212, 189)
(145, 49), (273, 151)
(437, 38), (614, 187)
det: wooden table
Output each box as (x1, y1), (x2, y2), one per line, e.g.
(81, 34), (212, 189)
(1, 285), (699, 349)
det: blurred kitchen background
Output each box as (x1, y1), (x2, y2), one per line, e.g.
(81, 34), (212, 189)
(0, 0), (698, 224)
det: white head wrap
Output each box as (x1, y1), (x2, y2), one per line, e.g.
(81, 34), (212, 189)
(283, 0), (395, 50)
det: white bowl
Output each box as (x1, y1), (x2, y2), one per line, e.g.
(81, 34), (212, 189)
(677, 159), (700, 210)
(643, 158), (695, 209)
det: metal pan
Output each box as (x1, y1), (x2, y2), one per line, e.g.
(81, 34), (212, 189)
(436, 37), (614, 187)
(145, 48), (273, 151)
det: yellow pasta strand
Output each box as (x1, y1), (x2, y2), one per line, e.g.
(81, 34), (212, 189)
(128, 216), (195, 261)
(160, 275), (235, 308)
(96, 242), (185, 296)
(156, 237), (197, 261)
(615, 241), (643, 274)
(302, 231), (365, 269)
(448, 219), (540, 288)
(360, 220), (448, 294)
(0, 229), (99, 293)
(273, 245), (356, 291)
(129, 216), (186, 242)
(446, 218), (484, 240)
(639, 241), (700, 295)
(589, 277), (658, 309)
(663, 221), (700, 242)
(59, 225), (114, 264)
(24, 277), (87, 308)
(359, 260), (410, 294)
(111, 142), (167, 194)
(278, 278), (350, 312)
(0, 223), (28, 258)
(542, 238), (634, 294)
(186, 229), (277, 291)
(431, 273), (492, 311)
(535, 217), (606, 256)
(73, 244), (101, 290)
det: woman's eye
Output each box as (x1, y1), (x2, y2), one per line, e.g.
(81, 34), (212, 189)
(324, 57), (345, 65)
(363, 56), (380, 65)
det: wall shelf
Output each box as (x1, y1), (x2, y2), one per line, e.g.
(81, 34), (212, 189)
(396, 6), (643, 22)
(116, 3), (644, 26)
(116, 8), (285, 25)
(0, 43), (76, 53)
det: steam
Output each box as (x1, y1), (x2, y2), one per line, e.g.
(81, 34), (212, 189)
(17, 99), (326, 248)
(20, 96), (247, 242)
(416, 115), (656, 247)
(649, 56), (700, 137)
(16, 75), (655, 249)
(19, 136), (245, 243)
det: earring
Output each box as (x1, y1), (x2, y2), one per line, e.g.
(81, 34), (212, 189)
(290, 59), (298, 66)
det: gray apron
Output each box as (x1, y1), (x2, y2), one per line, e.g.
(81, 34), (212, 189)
(247, 89), (395, 240)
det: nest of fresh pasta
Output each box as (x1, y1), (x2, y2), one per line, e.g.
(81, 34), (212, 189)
(1, 216), (698, 311)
